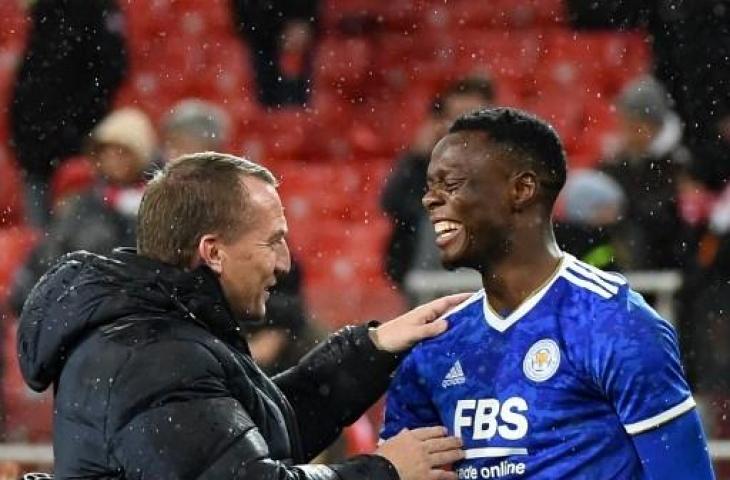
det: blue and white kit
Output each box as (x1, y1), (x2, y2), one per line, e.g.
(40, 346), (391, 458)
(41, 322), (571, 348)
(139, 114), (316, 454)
(382, 254), (711, 479)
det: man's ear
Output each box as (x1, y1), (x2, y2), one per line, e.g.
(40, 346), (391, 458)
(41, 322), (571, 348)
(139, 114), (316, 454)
(197, 234), (224, 274)
(512, 170), (538, 211)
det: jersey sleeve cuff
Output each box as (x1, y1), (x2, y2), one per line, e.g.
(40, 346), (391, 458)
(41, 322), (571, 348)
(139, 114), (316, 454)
(623, 396), (696, 435)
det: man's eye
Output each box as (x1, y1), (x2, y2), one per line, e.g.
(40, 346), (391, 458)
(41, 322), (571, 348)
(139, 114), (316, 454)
(445, 182), (461, 193)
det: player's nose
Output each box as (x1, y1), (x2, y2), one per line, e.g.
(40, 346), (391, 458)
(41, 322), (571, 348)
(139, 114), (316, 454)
(422, 187), (445, 211)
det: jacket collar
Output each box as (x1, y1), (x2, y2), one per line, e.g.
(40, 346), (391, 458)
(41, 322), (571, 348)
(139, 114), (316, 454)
(111, 248), (250, 351)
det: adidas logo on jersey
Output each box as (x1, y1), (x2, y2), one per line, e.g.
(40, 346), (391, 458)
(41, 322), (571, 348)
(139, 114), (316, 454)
(442, 360), (466, 388)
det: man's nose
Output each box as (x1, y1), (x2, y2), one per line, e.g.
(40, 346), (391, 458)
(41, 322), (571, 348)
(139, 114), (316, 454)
(275, 240), (292, 275)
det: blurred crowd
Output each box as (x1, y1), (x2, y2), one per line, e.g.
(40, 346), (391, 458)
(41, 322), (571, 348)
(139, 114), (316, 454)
(0, 0), (729, 469)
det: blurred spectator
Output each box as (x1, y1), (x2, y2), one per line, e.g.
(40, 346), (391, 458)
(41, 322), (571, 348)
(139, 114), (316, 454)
(162, 99), (231, 162)
(10, 0), (127, 227)
(381, 76), (495, 295)
(566, 0), (730, 158)
(9, 108), (156, 315)
(690, 111), (730, 191)
(600, 75), (693, 270)
(232, 0), (319, 106)
(555, 169), (627, 270)
(679, 156), (730, 395)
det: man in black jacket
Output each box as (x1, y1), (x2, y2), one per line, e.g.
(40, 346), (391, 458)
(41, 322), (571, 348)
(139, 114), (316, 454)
(17, 152), (465, 479)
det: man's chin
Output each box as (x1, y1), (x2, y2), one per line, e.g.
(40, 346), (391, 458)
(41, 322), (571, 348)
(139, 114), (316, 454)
(440, 251), (478, 272)
(239, 307), (267, 326)
(440, 250), (466, 270)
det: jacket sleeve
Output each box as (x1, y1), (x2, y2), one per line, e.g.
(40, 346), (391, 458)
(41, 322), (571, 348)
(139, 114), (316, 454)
(108, 340), (399, 480)
(273, 324), (401, 461)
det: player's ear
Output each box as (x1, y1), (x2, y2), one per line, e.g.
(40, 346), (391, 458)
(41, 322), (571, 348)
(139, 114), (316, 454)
(511, 170), (538, 211)
(197, 233), (224, 274)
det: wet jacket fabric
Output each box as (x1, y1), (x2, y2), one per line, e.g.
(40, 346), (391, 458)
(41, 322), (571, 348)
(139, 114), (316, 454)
(17, 249), (400, 479)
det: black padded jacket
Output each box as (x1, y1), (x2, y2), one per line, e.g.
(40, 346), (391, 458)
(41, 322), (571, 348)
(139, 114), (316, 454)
(17, 249), (400, 479)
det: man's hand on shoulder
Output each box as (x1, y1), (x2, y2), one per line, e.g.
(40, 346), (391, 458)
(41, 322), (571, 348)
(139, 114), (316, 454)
(370, 293), (471, 353)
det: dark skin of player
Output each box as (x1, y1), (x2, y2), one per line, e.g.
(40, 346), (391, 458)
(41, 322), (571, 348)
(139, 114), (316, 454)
(422, 130), (563, 316)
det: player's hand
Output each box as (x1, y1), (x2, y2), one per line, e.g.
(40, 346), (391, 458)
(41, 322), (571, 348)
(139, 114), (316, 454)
(370, 293), (471, 353)
(375, 427), (463, 480)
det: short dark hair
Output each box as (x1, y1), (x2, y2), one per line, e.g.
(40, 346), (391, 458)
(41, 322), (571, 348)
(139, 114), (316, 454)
(432, 76), (495, 116)
(137, 152), (277, 268)
(449, 107), (567, 204)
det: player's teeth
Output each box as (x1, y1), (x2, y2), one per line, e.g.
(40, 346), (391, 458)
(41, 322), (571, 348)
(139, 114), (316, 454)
(434, 221), (461, 234)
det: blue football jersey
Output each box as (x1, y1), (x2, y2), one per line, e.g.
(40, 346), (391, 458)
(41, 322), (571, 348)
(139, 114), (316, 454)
(381, 254), (695, 479)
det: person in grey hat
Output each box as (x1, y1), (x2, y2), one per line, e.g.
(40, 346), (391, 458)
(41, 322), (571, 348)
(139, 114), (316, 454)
(555, 169), (628, 270)
(161, 98), (231, 162)
(601, 74), (695, 270)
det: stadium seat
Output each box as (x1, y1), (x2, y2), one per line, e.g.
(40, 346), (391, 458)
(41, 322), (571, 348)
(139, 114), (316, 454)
(321, 0), (382, 30)
(438, 0), (564, 29)
(1, 316), (53, 442)
(119, 0), (177, 49)
(0, 0), (28, 50)
(305, 271), (404, 328)
(197, 36), (255, 97)
(569, 98), (620, 168)
(277, 163), (371, 226)
(0, 226), (39, 305)
(49, 156), (96, 206)
(0, 149), (25, 227)
(113, 73), (177, 124)
(536, 30), (650, 98)
(523, 94), (585, 149)
(171, 0), (232, 38)
(314, 36), (374, 96)
(343, 415), (378, 456)
(452, 30), (542, 93)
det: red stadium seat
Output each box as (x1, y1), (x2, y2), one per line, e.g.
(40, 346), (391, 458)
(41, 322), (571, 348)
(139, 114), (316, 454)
(536, 31), (650, 97)
(305, 272), (404, 328)
(113, 74), (178, 124)
(0, 227), (39, 304)
(343, 415), (378, 456)
(0, 0), (29, 50)
(277, 163), (372, 228)
(452, 30), (542, 93)
(0, 48), (23, 140)
(570, 98), (621, 168)
(0, 149), (26, 227)
(322, 0), (382, 30)
(314, 36), (374, 96)
(170, 0), (233, 38)
(197, 36), (255, 97)
(523, 94), (585, 150)
(1, 316), (53, 442)
(120, 0), (177, 50)
(49, 156), (96, 206)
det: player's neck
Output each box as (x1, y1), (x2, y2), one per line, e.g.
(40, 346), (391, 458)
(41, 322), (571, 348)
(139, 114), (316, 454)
(481, 232), (562, 315)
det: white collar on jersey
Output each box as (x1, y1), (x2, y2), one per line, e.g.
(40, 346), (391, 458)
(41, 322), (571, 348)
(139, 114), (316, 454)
(482, 253), (572, 333)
